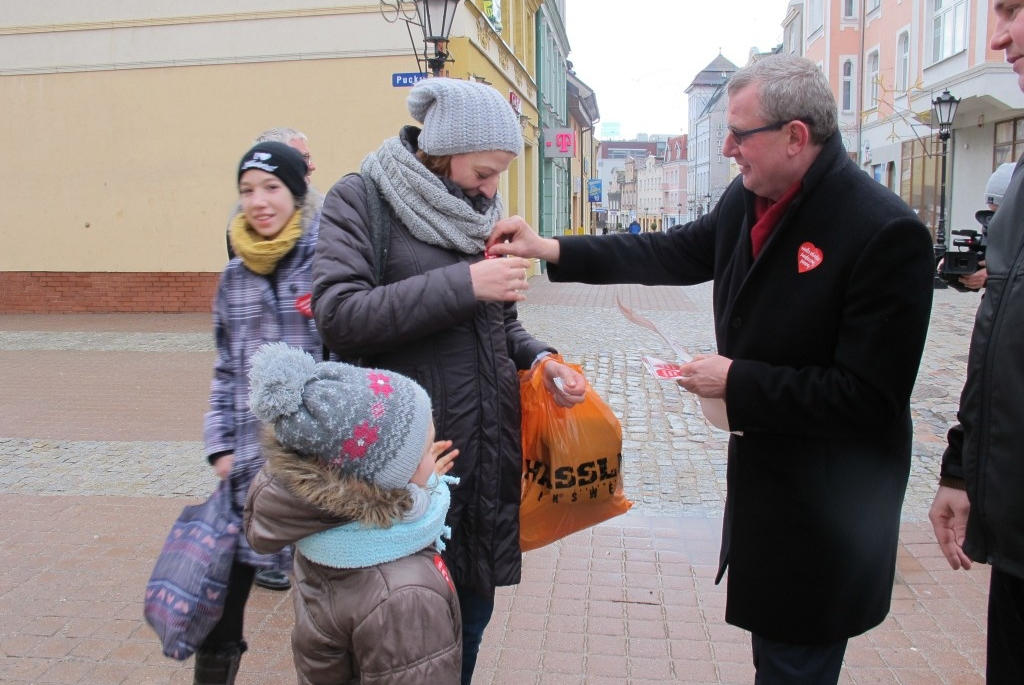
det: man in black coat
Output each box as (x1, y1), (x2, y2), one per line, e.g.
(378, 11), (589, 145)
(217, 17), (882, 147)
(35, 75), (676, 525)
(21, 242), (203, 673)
(488, 54), (934, 684)
(929, 2), (1024, 682)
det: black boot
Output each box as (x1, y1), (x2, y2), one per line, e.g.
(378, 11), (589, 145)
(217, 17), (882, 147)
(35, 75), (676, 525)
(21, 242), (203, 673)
(193, 640), (247, 685)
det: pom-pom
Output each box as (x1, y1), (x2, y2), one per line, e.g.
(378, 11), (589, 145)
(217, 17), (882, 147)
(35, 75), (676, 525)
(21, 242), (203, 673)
(248, 342), (316, 423)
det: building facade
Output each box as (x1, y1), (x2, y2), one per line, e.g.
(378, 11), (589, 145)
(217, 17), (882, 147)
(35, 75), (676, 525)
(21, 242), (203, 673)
(0, 0), (546, 312)
(636, 154), (664, 231)
(685, 54), (739, 222)
(594, 140), (659, 228)
(661, 134), (689, 229)
(567, 69), (600, 234)
(785, 0), (1024, 241)
(536, 0), (571, 243)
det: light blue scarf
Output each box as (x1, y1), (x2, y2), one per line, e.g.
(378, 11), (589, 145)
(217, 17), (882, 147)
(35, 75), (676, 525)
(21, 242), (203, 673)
(296, 474), (457, 569)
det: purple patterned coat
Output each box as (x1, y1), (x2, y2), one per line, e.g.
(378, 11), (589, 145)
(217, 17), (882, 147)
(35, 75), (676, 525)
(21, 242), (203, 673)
(203, 208), (322, 568)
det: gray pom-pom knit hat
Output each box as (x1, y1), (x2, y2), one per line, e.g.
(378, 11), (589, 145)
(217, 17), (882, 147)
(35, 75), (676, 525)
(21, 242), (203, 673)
(248, 343), (433, 490)
(407, 77), (523, 157)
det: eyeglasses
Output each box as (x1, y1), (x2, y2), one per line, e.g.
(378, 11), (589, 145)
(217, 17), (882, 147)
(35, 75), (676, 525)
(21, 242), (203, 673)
(727, 121), (789, 145)
(300, 153), (312, 164)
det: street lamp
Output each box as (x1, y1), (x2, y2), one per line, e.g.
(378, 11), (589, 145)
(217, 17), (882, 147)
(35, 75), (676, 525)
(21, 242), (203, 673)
(932, 89), (960, 288)
(380, 0), (461, 77)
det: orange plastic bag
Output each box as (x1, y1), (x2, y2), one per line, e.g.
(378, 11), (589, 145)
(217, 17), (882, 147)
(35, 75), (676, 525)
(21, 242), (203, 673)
(518, 356), (632, 551)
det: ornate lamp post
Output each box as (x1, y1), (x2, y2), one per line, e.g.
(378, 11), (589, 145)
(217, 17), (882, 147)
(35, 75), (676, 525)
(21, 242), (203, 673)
(932, 89), (960, 287)
(381, 0), (461, 77)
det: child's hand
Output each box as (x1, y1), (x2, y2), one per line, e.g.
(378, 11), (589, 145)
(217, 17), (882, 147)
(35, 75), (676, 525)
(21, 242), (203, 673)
(431, 440), (459, 476)
(212, 453), (234, 480)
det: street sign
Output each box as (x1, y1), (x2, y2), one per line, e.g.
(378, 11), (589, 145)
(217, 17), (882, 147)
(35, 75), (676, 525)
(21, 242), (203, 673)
(543, 128), (576, 158)
(393, 72), (428, 87)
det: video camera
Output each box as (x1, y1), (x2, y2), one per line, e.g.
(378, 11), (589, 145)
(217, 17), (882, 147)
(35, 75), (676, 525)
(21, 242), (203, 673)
(939, 209), (991, 292)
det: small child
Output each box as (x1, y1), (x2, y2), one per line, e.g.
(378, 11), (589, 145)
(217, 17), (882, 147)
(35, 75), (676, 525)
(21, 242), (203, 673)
(243, 342), (461, 685)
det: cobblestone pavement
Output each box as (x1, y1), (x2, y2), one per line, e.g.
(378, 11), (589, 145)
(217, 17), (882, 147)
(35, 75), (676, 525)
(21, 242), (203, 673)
(0, 278), (982, 521)
(0, 278), (990, 685)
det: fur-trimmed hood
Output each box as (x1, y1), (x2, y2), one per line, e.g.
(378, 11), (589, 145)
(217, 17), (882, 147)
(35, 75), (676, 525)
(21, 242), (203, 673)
(261, 431), (412, 528)
(298, 188), (324, 228)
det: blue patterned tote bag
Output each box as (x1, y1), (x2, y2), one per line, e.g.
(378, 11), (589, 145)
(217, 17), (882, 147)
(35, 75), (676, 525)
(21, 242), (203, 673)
(143, 478), (241, 660)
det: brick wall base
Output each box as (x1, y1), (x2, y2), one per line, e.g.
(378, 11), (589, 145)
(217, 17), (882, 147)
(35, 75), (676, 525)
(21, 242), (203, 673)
(0, 272), (220, 313)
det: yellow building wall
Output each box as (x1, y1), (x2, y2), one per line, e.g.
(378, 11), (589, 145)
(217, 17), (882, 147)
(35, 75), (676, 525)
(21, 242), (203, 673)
(1, 55), (427, 273)
(1, 2), (542, 310)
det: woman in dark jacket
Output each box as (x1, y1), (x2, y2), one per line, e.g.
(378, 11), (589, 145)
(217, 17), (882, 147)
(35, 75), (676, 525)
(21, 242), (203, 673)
(311, 78), (586, 684)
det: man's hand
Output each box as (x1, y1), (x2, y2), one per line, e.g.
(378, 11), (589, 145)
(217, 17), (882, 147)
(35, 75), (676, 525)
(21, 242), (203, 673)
(959, 265), (988, 291)
(486, 216), (561, 263)
(469, 256), (533, 302)
(929, 485), (973, 570)
(675, 354), (732, 399)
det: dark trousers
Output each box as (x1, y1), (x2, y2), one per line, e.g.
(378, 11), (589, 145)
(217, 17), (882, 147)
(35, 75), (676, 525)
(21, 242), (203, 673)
(751, 633), (847, 685)
(988, 566), (1024, 684)
(456, 584), (495, 685)
(202, 562), (256, 650)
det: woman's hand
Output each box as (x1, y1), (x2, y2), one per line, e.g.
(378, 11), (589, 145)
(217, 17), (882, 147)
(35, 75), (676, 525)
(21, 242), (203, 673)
(212, 453), (234, 480)
(431, 440), (459, 476)
(470, 256), (533, 302)
(541, 360), (587, 408)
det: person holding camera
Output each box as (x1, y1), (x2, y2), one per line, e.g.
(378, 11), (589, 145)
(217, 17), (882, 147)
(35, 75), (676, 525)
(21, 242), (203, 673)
(941, 162), (1014, 291)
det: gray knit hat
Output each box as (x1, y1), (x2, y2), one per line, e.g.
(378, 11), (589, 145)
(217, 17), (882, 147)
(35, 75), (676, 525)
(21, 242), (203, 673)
(407, 78), (523, 156)
(984, 162), (1016, 206)
(248, 343), (432, 490)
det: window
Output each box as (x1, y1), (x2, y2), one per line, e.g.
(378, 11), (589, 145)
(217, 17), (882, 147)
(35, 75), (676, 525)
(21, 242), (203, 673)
(808, 0), (823, 34)
(843, 0), (856, 18)
(901, 138), (941, 240)
(866, 51), (879, 109)
(932, 0), (967, 62)
(994, 116), (1024, 167)
(867, 0), (880, 10)
(897, 33), (910, 92)
(842, 61), (854, 112)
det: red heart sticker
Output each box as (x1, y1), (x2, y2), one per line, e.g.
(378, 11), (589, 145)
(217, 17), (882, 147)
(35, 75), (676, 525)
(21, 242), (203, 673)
(295, 293), (313, 318)
(433, 554), (455, 592)
(797, 242), (823, 273)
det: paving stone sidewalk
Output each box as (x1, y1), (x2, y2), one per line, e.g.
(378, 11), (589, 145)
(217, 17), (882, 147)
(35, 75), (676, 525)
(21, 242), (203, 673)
(0, 278), (990, 684)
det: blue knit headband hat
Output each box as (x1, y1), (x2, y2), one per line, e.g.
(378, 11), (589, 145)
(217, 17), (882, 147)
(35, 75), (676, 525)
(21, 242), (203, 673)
(407, 77), (524, 156)
(248, 343), (433, 490)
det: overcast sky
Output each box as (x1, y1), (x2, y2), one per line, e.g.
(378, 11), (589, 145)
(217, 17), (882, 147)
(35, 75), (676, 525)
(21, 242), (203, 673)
(564, 1), (792, 139)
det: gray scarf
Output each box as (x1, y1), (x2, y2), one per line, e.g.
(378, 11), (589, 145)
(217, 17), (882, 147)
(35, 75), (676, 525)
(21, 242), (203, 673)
(360, 134), (503, 254)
